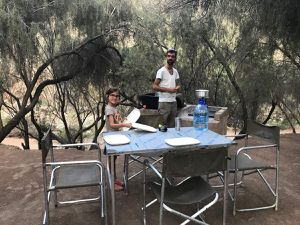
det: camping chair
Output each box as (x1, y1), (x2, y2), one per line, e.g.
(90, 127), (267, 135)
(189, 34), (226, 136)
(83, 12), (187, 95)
(41, 129), (108, 225)
(220, 120), (280, 215)
(123, 152), (163, 193)
(142, 147), (228, 225)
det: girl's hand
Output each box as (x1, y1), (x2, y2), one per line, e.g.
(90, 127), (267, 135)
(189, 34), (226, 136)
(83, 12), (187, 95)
(125, 123), (132, 128)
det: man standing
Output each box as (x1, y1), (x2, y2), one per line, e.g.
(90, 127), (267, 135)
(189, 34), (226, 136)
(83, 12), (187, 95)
(153, 48), (180, 128)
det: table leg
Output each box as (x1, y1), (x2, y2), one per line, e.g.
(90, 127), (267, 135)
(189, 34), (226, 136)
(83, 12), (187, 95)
(107, 156), (116, 225)
(223, 169), (228, 225)
(123, 154), (129, 195)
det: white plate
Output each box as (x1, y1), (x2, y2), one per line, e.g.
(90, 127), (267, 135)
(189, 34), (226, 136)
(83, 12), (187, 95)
(132, 122), (157, 133)
(165, 137), (200, 146)
(126, 108), (141, 123)
(122, 108), (141, 131)
(103, 134), (130, 145)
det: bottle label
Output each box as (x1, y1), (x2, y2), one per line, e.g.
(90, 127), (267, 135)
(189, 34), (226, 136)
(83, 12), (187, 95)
(193, 105), (208, 130)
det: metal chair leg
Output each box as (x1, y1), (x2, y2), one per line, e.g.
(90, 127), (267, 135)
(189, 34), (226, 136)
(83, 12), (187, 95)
(143, 160), (147, 225)
(233, 169), (238, 216)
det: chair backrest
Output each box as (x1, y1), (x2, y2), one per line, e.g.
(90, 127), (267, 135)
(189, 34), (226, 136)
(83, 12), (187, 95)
(247, 120), (280, 146)
(41, 129), (53, 164)
(162, 147), (227, 177)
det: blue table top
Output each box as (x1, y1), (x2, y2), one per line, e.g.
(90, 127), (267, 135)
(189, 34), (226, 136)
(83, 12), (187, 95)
(103, 127), (234, 155)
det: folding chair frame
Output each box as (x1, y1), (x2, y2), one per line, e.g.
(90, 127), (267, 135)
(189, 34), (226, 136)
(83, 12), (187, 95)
(142, 147), (228, 225)
(226, 120), (280, 215)
(123, 154), (163, 194)
(122, 113), (164, 194)
(41, 129), (108, 225)
(232, 143), (279, 215)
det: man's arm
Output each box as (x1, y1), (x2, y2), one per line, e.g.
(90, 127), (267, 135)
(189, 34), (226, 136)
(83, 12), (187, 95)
(152, 78), (178, 93)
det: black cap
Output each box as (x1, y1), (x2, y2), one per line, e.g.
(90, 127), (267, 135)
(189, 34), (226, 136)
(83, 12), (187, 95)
(167, 48), (177, 54)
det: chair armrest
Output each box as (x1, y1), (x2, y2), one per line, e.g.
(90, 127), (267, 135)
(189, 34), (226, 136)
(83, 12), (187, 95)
(46, 160), (102, 167)
(236, 144), (278, 155)
(53, 143), (99, 149)
(53, 143), (102, 161)
(225, 134), (247, 138)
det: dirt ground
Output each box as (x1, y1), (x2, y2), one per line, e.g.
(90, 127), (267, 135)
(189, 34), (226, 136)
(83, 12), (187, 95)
(0, 132), (300, 225)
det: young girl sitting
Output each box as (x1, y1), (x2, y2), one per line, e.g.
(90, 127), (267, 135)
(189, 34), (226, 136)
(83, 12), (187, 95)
(105, 87), (132, 191)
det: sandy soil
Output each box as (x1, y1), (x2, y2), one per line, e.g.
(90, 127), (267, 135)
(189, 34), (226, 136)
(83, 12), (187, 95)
(0, 132), (300, 225)
(2, 137), (39, 150)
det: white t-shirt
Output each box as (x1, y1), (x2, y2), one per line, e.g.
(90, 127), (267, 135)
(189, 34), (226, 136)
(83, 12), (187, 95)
(156, 66), (179, 102)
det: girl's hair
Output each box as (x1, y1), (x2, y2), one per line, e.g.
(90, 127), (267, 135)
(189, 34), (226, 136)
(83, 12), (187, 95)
(106, 87), (120, 97)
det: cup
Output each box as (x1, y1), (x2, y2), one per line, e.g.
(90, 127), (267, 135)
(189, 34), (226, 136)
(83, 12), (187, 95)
(175, 117), (180, 131)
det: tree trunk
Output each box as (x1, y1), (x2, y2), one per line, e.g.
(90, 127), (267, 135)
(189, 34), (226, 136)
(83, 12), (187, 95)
(263, 100), (277, 124)
(56, 84), (72, 143)
(21, 118), (30, 150)
(213, 68), (224, 106)
(31, 109), (43, 149)
(0, 91), (3, 130)
(273, 40), (300, 71)
(281, 100), (300, 125)
(92, 101), (106, 144)
(250, 88), (259, 120)
(278, 103), (296, 133)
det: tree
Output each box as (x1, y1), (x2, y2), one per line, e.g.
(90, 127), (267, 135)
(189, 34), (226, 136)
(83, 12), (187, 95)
(0, 0), (131, 145)
(156, 0), (300, 131)
(0, 32), (124, 143)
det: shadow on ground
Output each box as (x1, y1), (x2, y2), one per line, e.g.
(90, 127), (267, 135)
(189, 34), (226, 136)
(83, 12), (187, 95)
(0, 133), (299, 225)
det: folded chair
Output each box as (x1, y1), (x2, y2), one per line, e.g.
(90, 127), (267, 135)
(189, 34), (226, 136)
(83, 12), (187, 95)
(143, 147), (228, 225)
(123, 152), (163, 193)
(225, 120), (280, 215)
(41, 129), (108, 225)
(123, 113), (164, 193)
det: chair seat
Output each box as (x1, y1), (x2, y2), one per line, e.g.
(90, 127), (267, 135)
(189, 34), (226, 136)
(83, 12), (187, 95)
(149, 176), (215, 205)
(56, 164), (100, 188)
(229, 153), (271, 171)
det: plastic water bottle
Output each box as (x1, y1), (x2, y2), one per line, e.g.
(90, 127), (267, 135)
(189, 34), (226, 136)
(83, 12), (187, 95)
(193, 98), (208, 131)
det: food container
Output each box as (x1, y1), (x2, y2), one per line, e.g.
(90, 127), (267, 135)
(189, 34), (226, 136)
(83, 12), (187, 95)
(195, 89), (209, 99)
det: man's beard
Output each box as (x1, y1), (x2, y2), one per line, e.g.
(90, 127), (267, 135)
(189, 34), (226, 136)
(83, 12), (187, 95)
(167, 59), (174, 65)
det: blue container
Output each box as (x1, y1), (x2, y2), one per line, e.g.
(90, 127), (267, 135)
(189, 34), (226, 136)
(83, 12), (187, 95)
(193, 98), (209, 131)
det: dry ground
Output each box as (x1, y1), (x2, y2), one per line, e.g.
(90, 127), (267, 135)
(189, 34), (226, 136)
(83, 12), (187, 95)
(0, 133), (299, 225)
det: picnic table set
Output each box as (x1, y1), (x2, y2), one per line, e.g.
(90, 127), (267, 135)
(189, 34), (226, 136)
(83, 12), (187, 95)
(41, 105), (279, 225)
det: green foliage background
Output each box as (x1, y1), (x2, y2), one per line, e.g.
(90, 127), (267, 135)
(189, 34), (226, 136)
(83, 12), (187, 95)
(0, 0), (299, 145)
